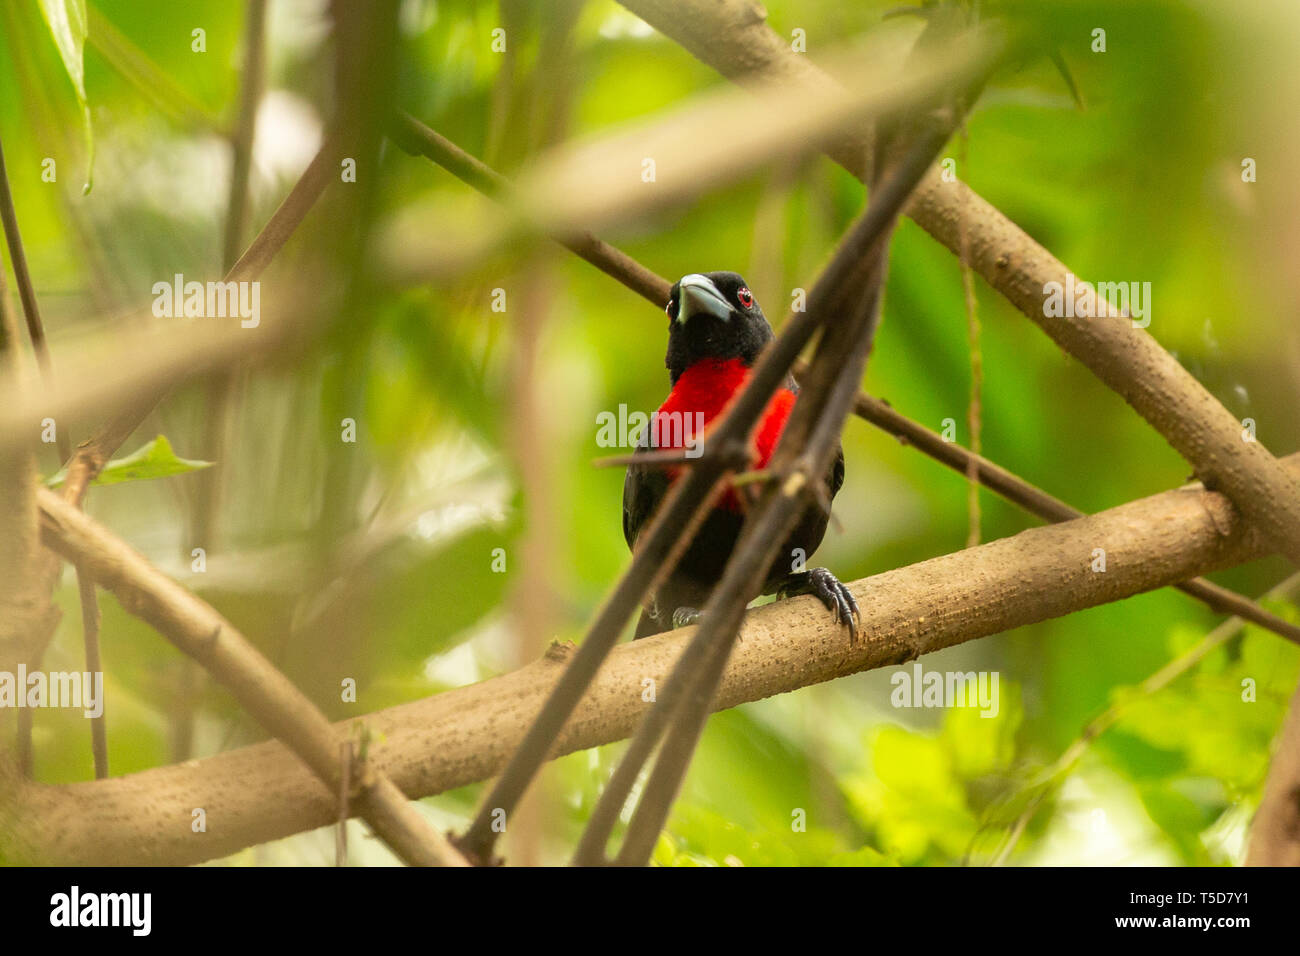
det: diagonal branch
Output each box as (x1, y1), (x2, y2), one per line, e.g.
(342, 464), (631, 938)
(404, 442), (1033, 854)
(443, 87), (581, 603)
(612, 240), (891, 866)
(590, 22), (998, 860)
(387, 112), (671, 306)
(840, 383), (1300, 646)
(33, 488), (467, 867)
(7, 451), (1297, 865)
(616, 0), (1300, 567)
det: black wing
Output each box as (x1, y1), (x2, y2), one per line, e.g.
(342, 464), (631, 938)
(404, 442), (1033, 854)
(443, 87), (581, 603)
(622, 432), (670, 551)
(828, 442), (845, 499)
(788, 371), (845, 501)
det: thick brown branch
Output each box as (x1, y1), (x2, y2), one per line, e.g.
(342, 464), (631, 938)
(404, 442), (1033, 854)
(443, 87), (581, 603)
(2, 128), (110, 776)
(6, 451), (1294, 865)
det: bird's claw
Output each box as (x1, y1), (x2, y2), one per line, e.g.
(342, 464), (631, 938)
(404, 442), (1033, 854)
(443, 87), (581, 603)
(782, 568), (861, 642)
(671, 606), (703, 629)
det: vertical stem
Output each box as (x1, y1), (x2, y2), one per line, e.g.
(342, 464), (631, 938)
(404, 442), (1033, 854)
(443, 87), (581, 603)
(75, 568), (107, 777)
(0, 137), (65, 460)
(336, 739), (352, 866)
(223, 0), (269, 272)
(958, 129), (982, 549)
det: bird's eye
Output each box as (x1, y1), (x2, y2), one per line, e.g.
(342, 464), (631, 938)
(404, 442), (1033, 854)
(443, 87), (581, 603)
(737, 287), (754, 308)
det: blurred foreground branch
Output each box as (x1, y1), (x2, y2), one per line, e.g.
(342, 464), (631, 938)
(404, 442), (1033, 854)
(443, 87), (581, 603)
(0, 140), (337, 464)
(0, 254), (60, 710)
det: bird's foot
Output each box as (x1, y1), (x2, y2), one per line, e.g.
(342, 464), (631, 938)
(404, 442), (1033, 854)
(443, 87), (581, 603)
(671, 606), (703, 629)
(781, 568), (860, 641)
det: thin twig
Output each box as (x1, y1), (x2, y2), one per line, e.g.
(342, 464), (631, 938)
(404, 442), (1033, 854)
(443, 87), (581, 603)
(837, 383), (1300, 646)
(74, 569), (107, 777)
(0, 137), (67, 461)
(222, 0), (269, 273)
(336, 739), (351, 866)
(57, 140), (337, 497)
(383, 23), (1006, 286)
(957, 127), (982, 549)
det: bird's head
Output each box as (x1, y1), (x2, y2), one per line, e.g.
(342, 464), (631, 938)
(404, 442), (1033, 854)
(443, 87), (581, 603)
(664, 271), (774, 384)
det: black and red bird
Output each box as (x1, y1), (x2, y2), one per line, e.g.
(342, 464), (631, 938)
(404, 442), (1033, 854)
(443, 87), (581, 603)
(623, 271), (859, 639)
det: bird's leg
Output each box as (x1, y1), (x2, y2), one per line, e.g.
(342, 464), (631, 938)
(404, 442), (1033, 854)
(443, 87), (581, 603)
(780, 567), (861, 641)
(671, 606), (703, 629)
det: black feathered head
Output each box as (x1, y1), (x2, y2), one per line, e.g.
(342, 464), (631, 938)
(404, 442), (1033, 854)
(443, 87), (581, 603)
(663, 271), (774, 384)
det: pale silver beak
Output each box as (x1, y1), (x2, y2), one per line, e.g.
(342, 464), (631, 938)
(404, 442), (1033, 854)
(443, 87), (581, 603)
(675, 274), (731, 324)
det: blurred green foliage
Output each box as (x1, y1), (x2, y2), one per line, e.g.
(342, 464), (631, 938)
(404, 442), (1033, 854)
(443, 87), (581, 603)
(3, 0), (1299, 865)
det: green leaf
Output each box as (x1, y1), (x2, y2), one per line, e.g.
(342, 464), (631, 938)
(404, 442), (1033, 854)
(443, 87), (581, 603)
(37, 0), (95, 193)
(45, 435), (212, 488)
